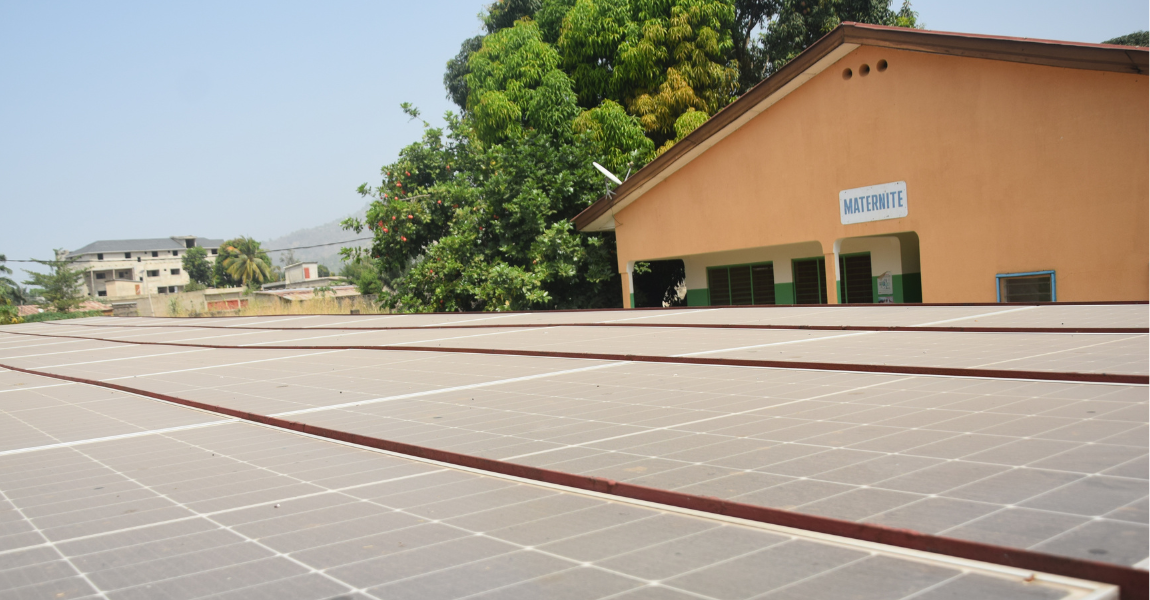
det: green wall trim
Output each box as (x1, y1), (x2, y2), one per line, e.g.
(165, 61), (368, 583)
(774, 282), (794, 305)
(686, 288), (710, 307)
(629, 293), (635, 309)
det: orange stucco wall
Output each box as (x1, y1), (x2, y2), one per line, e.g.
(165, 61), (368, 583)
(615, 45), (1148, 304)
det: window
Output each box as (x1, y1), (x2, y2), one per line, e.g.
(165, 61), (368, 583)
(707, 262), (775, 306)
(152, 251), (158, 257)
(97, 253), (104, 260)
(792, 257), (828, 304)
(185, 239), (195, 248)
(997, 271), (1055, 302)
(171, 268), (181, 275)
(97, 291), (107, 297)
(124, 253), (131, 259)
(838, 253), (874, 304)
(157, 287), (167, 294)
(211, 249), (218, 255)
(168, 286), (176, 293)
(95, 272), (106, 279)
(172, 250), (179, 256)
(147, 270), (160, 277)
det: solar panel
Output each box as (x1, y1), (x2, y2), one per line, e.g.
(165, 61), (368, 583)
(1, 304), (1145, 598)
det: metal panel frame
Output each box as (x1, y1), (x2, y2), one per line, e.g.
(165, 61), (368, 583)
(996, 270), (1056, 303)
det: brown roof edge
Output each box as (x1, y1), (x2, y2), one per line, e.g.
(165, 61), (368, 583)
(573, 23), (1148, 231)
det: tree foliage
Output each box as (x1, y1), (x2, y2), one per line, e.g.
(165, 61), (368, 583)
(22, 251), (86, 313)
(558, 0), (740, 147)
(444, 35), (485, 111)
(466, 19), (580, 143)
(221, 238), (273, 288)
(181, 246), (214, 287)
(756, 0), (919, 77)
(213, 238), (271, 289)
(351, 0), (920, 312)
(1103, 31), (1148, 46)
(345, 113), (625, 311)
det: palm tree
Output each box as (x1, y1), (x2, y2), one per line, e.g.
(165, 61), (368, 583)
(0, 253), (18, 304)
(0, 254), (14, 284)
(222, 238), (272, 286)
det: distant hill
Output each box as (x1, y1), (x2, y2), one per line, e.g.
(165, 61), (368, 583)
(263, 204), (371, 271)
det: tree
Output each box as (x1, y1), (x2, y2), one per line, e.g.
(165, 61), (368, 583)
(23, 250), (86, 313)
(731, 0), (781, 92)
(212, 240), (242, 288)
(0, 254), (15, 291)
(279, 248), (298, 266)
(390, 0), (922, 311)
(221, 238), (272, 288)
(557, 0), (741, 148)
(466, 19), (580, 143)
(757, 0), (920, 77)
(181, 246), (214, 287)
(0, 254), (19, 324)
(1103, 31), (1149, 46)
(340, 257), (384, 296)
(317, 264), (331, 277)
(344, 109), (629, 312)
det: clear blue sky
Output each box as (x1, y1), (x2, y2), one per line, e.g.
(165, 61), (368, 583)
(2, 0), (1146, 270)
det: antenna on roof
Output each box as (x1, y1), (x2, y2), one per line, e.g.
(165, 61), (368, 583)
(593, 161), (623, 201)
(593, 162), (623, 186)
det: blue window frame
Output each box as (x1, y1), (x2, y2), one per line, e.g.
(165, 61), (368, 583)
(996, 270), (1055, 303)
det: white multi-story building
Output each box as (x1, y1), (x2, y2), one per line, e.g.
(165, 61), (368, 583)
(70, 236), (225, 299)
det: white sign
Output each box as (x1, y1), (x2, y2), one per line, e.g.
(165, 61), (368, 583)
(840, 181), (908, 225)
(877, 271), (893, 296)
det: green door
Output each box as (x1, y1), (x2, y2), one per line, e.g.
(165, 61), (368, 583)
(707, 263), (776, 306)
(839, 253), (873, 304)
(792, 257), (827, 304)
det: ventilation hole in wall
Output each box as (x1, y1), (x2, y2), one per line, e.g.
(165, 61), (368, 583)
(842, 68), (853, 80)
(877, 59), (888, 72)
(859, 64), (871, 76)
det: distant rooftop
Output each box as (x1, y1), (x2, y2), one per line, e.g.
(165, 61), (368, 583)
(72, 236), (226, 254)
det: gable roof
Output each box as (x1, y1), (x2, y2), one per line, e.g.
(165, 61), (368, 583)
(573, 22), (1149, 232)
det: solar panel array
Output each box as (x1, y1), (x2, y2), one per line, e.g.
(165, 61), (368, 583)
(1, 303), (1145, 599)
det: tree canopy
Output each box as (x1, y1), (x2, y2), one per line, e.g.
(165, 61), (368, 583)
(221, 238), (273, 288)
(756, 0), (919, 79)
(181, 246), (214, 287)
(1103, 31), (1149, 47)
(22, 251), (86, 313)
(346, 0), (919, 312)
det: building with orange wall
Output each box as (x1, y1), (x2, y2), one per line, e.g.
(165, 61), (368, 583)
(574, 24), (1148, 307)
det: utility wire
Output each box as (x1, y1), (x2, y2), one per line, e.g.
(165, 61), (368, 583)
(2, 237), (374, 264)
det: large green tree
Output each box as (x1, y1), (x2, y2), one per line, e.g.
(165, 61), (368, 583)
(465, 19), (581, 143)
(557, 0), (740, 149)
(181, 246), (214, 287)
(362, 0), (920, 312)
(344, 109), (643, 311)
(23, 251), (86, 313)
(220, 238), (273, 288)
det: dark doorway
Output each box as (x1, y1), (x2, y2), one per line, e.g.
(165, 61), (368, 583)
(633, 260), (686, 307)
(792, 257), (827, 304)
(839, 253), (873, 304)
